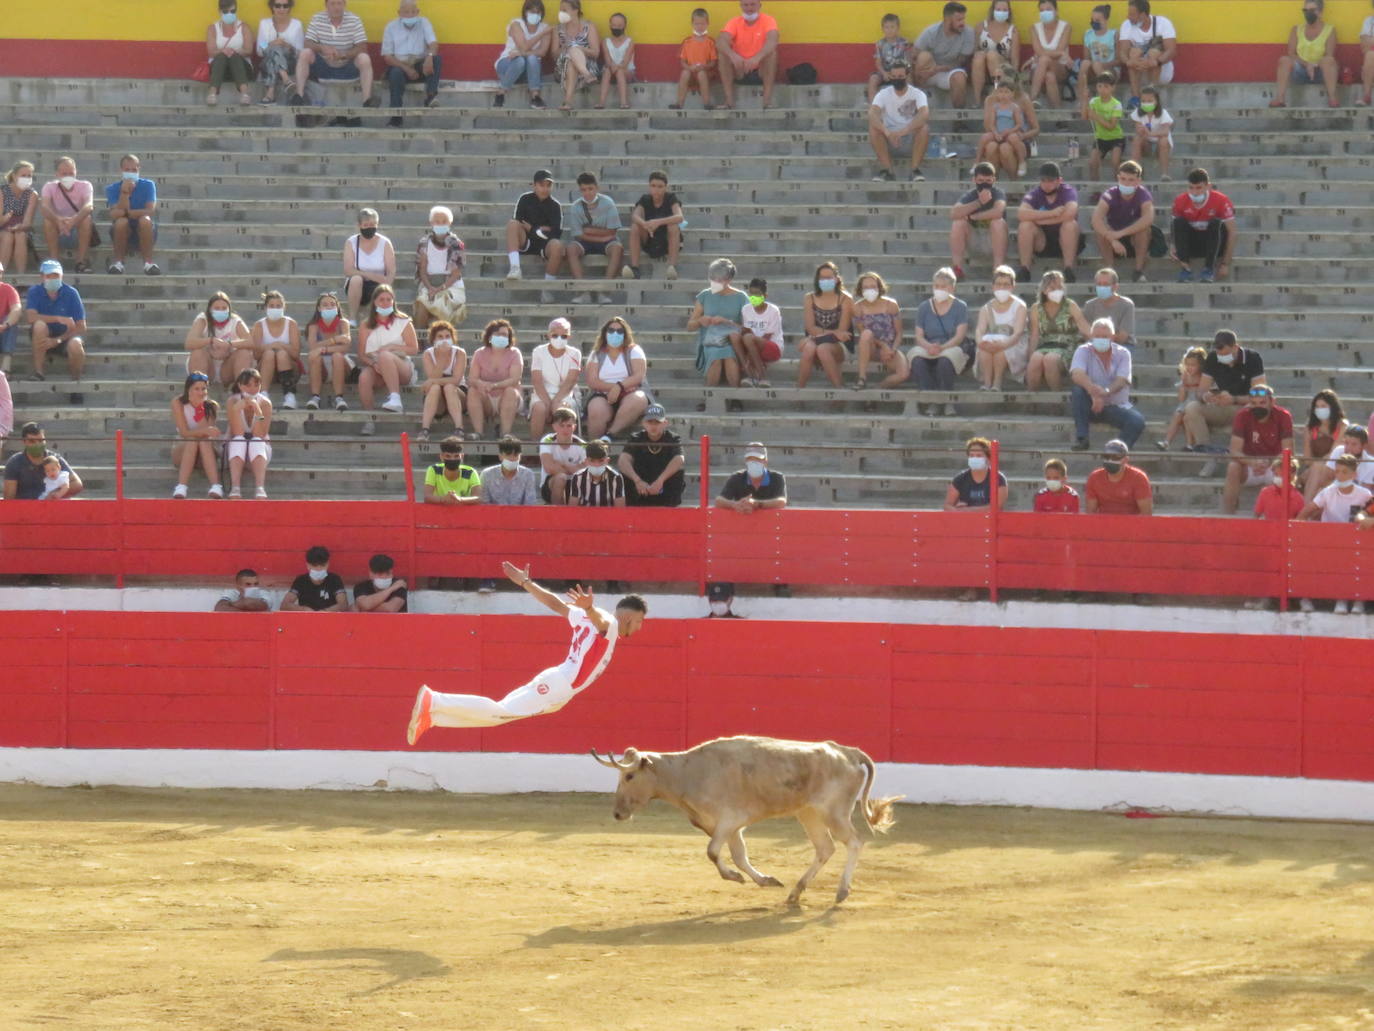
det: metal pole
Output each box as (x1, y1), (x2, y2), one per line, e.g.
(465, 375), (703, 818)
(1280, 446), (1292, 612)
(114, 429), (125, 589)
(988, 438), (1001, 604)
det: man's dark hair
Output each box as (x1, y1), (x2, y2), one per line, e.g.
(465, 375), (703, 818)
(747, 277), (767, 294)
(235, 568), (258, 580)
(368, 554), (395, 574)
(305, 545), (330, 565)
(1345, 426), (1370, 444)
(440, 435), (464, 454)
(1129, 0), (1151, 14)
(576, 171), (598, 187)
(1186, 168), (1211, 186)
(585, 441), (608, 461)
(648, 169), (669, 185)
(1038, 162), (1061, 180)
(943, 1), (967, 16)
(881, 12), (900, 24)
(498, 435), (523, 457)
(691, 7), (708, 18)
(1095, 69), (1116, 86)
(20, 422), (41, 438)
(616, 594), (648, 614)
(1213, 329), (1239, 349)
(972, 161), (996, 178)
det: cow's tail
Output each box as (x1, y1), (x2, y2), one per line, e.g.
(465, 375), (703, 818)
(848, 747), (903, 834)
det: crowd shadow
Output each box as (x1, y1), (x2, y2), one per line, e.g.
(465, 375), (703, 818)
(262, 946), (451, 996)
(1236, 947), (1374, 1001)
(522, 905), (837, 950)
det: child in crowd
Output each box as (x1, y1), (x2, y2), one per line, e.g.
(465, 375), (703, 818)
(867, 13), (910, 102)
(1130, 84), (1174, 181)
(1254, 456), (1303, 521)
(597, 11), (636, 110)
(734, 277), (784, 387)
(1033, 457), (1080, 512)
(672, 8), (716, 110)
(1156, 346), (1206, 452)
(1079, 4), (1117, 117)
(1298, 454), (1372, 613)
(39, 455), (71, 499)
(1086, 70), (1124, 180)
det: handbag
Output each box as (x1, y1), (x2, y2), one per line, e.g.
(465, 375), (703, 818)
(191, 62), (211, 83)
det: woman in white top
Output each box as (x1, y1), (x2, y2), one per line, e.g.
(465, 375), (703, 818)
(226, 367), (273, 498)
(356, 284), (418, 417)
(495, 0), (553, 108)
(206, 0), (256, 106)
(973, 265), (1029, 391)
(185, 290), (252, 388)
(1026, 0), (1073, 108)
(583, 316), (648, 439)
(418, 318), (466, 442)
(249, 289), (302, 409)
(170, 372), (224, 499)
(343, 207), (396, 322)
(972, 0), (1019, 103)
(256, 0), (305, 104)
(528, 316), (584, 440)
(596, 11), (635, 110)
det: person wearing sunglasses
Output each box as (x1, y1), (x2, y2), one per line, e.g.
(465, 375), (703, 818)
(256, 0), (305, 104)
(1222, 384), (1294, 515)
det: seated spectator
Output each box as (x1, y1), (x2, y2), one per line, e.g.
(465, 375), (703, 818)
(1034, 456), (1080, 512)
(1171, 168), (1238, 283)
(868, 12), (912, 102)
(566, 440), (625, 506)
(914, 2), (974, 108)
(38, 456), (71, 500)
(1026, 270), (1090, 392)
(1223, 384), (1294, 514)
(0, 162), (37, 275)
(1315, 425), (1374, 494)
(481, 435), (540, 505)
(717, 0), (780, 110)
(852, 272), (907, 390)
(566, 171), (624, 291)
(3, 422), (84, 501)
(256, 0), (305, 104)
(185, 290), (252, 388)
(715, 442), (786, 512)
(690, 258), (747, 393)
(0, 373), (10, 444)
(293, 0), (377, 108)
(1070, 317), (1144, 449)
(908, 266), (969, 414)
(868, 59), (931, 183)
(673, 7), (718, 110)
(584, 316), (649, 439)
(226, 368), (273, 498)
(495, 0), (553, 109)
(1254, 456), (1304, 521)
(1081, 266), (1136, 350)
(40, 156), (96, 274)
(1090, 160), (1154, 283)
(1298, 389), (1348, 501)
(1117, 0), (1177, 99)
(1006, 72), (1042, 157)
(304, 291), (352, 411)
(1271, 0), (1340, 109)
(619, 403), (685, 507)
(105, 153), (159, 276)
(26, 260), (87, 382)
(1028, 0), (1074, 107)
(1300, 454), (1371, 614)
(539, 406), (586, 503)
(0, 260), (23, 375)
(1129, 84), (1174, 181)
(417, 319), (465, 443)
(949, 162), (1008, 281)
(170, 372), (224, 499)
(734, 277), (783, 387)
(705, 580), (743, 618)
(972, 265), (1027, 391)
(944, 435), (1008, 510)
(596, 10), (635, 110)
(1016, 162), (1081, 284)
(205, 0), (256, 107)
(970, 1), (1018, 103)
(1086, 71), (1125, 180)
(977, 79), (1028, 179)
(529, 317), (581, 440)
(505, 169), (564, 281)
(250, 290), (302, 409)
(1085, 439), (1152, 513)
(280, 545), (349, 611)
(381, 0), (441, 127)
(624, 170), (683, 281)
(343, 207), (395, 321)
(354, 553), (408, 612)
(1080, 4), (1119, 115)
(1360, 5), (1374, 107)
(215, 568), (271, 611)
(357, 284), (418, 418)
(413, 205), (465, 329)
(423, 434), (481, 504)
(1184, 329), (1266, 455)
(795, 261), (854, 389)
(555, 0), (601, 112)
(1156, 345), (1206, 452)
(466, 319), (522, 441)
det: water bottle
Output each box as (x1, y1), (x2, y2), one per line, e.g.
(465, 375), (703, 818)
(1067, 137), (1080, 161)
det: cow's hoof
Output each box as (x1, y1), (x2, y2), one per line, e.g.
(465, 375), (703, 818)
(721, 869), (746, 884)
(758, 875), (784, 887)
(834, 887), (850, 904)
(784, 893), (803, 907)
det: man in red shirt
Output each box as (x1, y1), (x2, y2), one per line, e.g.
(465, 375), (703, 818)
(1224, 384), (1294, 514)
(1033, 456), (1080, 513)
(1170, 168), (1238, 283)
(1085, 439), (1152, 515)
(717, 0), (780, 110)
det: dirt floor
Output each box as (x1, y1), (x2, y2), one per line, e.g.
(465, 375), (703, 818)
(2, 785), (1373, 1031)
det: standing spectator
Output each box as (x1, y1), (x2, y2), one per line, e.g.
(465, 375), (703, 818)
(381, 0), (441, 127)
(205, 0), (256, 107)
(1090, 160), (1154, 282)
(715, 442), (787, 511)
(1271, 0), (1340, 109)
(0, 162), (37, 275)
(1026, 269), (1090, 393)
(4, 422), (83, 500)
(795, 261), (854, 389)
(528, 317), (582, 441)
(225, 368), (273, 498)
(256, 0), (305, 105)
(868, 59), (931, 183)
(0, 260), (20, 375)
(1016, 161), (1081, 283)
(1085, 439), (1152, 514)
(1170, 168), (1238, 283)
(596, 10), (635, 110)
(913, 2), (974, 108)
(949, 162), (1008, 280)
(689, 257), (747, 393)
(1027, 0), (1074, 108)
(356, 284), (417, 419)
(1080, 4), (1119, 114)
(1118, 0), (1177, 100)
(624, 170), (684, 281)
(1298, 389), (1348, 501)
(566, 440), (626, 506)
(565, 171), (624, 293)
(354, 554), (409, 612)
(505, 169), (564, 281)
(416, 319), (466, 443)
(673, 7), (718, 110)
(215, 569), (271, 612)
(943, 435), (1008, 510)
(868, 12), (911, 102)
(170, 372), (224, 499)
(1223, 384), (1294, 514)
(1034, 457), (1080, 512)
(1081, 266), (1136, 350)
(292, 0), (377, 108)
(26, 260), (87, 382)
(1085, 71), (1125, 181)
(1069, 317), (1144, 449)
(1155, 345), (1207, 452)
(481, 436), (540, 505)
(466, 318), (524, 441)
(1129, 84), (1174, 181)
(413, 204), (465, 329)
(343, 207), (395, 322)
(852, 272), (907, 390)
(539, 405), (586, 504)
(717, 0), (780, 110)
(619, 404), (685, 507)
(971, 1), (1018, 104)
(584, 316), (649, 439)
(185, 290), (251, 388)
(105, 154), (159, 276)
(494, 0), (553, 109)
(40, 156), (96, 274)
(555, 0), (601, 112)
(1184, 330), (1267, 455)
(976, 78), (1028, 179)
(280, 545), (349, 611)
(303, 291), (352, 411)
(422, 435), (481, 504)
(1359, 4), (1374, 107)
(250, 290), (302, 409)
(908, 266), (969, 414)
(972, 265), (1027, 391)
(734, 277), (783, 387)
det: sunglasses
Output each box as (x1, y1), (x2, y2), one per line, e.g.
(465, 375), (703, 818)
(188, 373), (210, 383)
(1249, 389), (1271, 398)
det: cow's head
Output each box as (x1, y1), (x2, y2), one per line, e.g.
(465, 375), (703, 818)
(591, 748), (656, 820)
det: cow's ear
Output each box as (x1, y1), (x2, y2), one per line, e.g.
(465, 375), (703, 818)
(639, 755), (652, 769)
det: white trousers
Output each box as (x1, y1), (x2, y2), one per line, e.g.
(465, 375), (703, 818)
(428, 667), (573, 729)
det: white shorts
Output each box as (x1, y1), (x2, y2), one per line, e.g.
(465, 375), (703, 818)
(186, 352), (227, 382)
(319, 352), (356, 376)
(928, 68), (968, 91)
(226, 437), (272, 464)
(1242, 461), (1271, 486)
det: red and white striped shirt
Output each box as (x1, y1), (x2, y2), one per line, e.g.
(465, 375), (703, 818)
(557, 606), (618, 691)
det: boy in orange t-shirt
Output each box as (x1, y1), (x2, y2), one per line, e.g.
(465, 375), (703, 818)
(674, 8), (718, 110)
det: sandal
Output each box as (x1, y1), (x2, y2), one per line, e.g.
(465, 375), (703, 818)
(74, 260), (92, 274)
(852, 378), (868, 391)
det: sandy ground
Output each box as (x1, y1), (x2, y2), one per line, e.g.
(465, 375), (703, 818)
(2, 785), (1373, 1031)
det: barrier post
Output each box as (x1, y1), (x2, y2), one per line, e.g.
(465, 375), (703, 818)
(988, 438), (1001, 604)
(1279, 446), (1292, 613)
(401, 432), (418, 583)
(698, 435), (710, 596)
(114, 429), (125, 589)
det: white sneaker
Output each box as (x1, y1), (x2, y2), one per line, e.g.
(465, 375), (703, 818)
(506, 266), (522, 280)
(1299, 598), (1315, 613)
(334, 395), (349, 411)
(1353, 601), (1366, 615)
(1334, 600), (1350, 614)
(282, 392), (297, 410)
(172, 484), (188, 499)
(382, 393), (404, 413)
(305, 394), (321, 410)
(228, 485), (243, 499)
(665, 265), (678, 281)
(107, 260), (125, 274)
(254, 486), (268, 499)
(207, 483), (224, 498)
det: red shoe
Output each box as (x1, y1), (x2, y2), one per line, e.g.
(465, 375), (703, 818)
(406, 685), (433, 746)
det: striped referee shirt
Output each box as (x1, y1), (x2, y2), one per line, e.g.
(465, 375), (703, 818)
(567, 468), (625, 507)
(306, 10), (367, 50)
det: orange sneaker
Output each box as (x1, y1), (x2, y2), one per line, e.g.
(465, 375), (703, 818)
(406, 685), (433, 746)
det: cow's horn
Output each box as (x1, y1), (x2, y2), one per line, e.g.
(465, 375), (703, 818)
(590, 749), (626, 769)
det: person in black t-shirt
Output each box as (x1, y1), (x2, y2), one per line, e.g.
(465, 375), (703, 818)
(1183, 329), (1267, 452)
(353, 553), (408, 613)
(504, 169), (565, 280)
(715, 442), (787, 511)
(619, 403), (686, 507)
(280, 545), (350, 611)
(625, 169), (684, 281)
(943, 436), (1008, 510)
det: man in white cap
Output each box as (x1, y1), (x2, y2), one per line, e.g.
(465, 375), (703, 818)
(25, 259), (87, 381)
(714, 442), (787, 513)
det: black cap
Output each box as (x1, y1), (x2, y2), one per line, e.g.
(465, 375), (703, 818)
(707, 582), (735, 602)
(533, 169), (554, 183)
(1038, 162), (1061, 179)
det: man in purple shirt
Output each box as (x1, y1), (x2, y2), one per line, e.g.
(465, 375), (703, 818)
(1069, 316), (1144, 450)
(1089, 160), (1155, 283)
(1016, 161), (1081, 284)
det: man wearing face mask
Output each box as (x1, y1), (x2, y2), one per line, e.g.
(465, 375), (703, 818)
(214, 569), (272, 612)
(25, 259), (87, 382)
(104, 154), (159, 276)
(1081, 267), (1136, 351)
(868, 59), (931, 183)
(1069, 316), (1144, 451)
(1090, 160), (1154, 283)
(1185, 329), (1267, 460)
(717, 0), (780, 110)
(381, 0), (441, 127)
(948, 162), (1008, 279)
(423, 436), (482, 505)
(1223, 384), (1294, 514)
(353, 553), (409, 613)
(1169, 168), (1238, 284)
(705, 581), (743, 618)
(1085, 439), (1152, 515)
(566, 440), (626, 507)
(480, 435), (539, 506)
(715, 442), (787, 513)
(281, 545), (350, 611)
(1016, 162), (1081, 283)
(3, 422), (83, 501)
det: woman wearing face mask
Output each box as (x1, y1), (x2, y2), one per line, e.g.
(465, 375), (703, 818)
(1026, 269), (1091, 392)
(1129, 84), (1173, 180)
(529, 316), (583, 440)
(256, 0), (304, 105)
(0, 162), (38, 275)
(973, 265), (1028, 391)
(250, 289), (302, 409)
(495, 0), (553, 108)
(466, 318), (524, 441)
(1079, 4), (1117, 117)
(185, 290), (252, 388)
(1270, 0), (1341, 109)
(688, 257), (747, 396)
(1300, 389), (1348, 502)
(413, 205), (466, 331)
(343, 207), (395, 322)
(304, 291), (352, 411)
(795, 261), (854, 389)
(205, 0), (256, 107)
(225, 367), (273, 498)
(357, 285), (418, 421)
(1026, 0), (1074, 108)
(584, 317), (649, 439)
(555, 0), (601, 112)
(908, 267), (969, 415)
(851, 272), (907, 390)
(944, 436), (1008, 512)
(417, 319), (466, 443)
(170, 372), (224, 499)
(972, 0), (1019, 103)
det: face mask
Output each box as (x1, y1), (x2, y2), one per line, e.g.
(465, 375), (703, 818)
(319, 307), (338, 322)
(1103, 460), (1125, 475)
(1303, 9), (1318, 23)
(1314, 406), (1332, 421)
(862, 288), (880, 303)
(244, 587), (268, 601)
(401, 16), (419, 28)
(709, 601), (730, 616)
(610, 25), (624, 36)
(745, 460), (766, 479)
(974, 180), (993, 191)
(430, 224), (449, 237)
(526, 11), (541, 25)
(1337, 480), (1356, 492)
(359, 226), (378, 239)
(431, 335), (453, 348)
(1092, 337), (1111, 352)
(1045, 478), (1064, 492)
(122, 170), (139, 181)
(1139, 102), (1157, 113)
(693, 28), (708, 36)
(501, 458), (521, 472)
(1216, 351), (1235, 365)
(967, 455), (989, 472)
(44, 278), (62, 294)
(266, 307), (284, 320)
(743, 11), (759, 22)
(16, 176), (33, 190)
(993, 288), (1012, 303)
(443, 457), (463, 470)
(1118, 184), (1137, 197)
(891, 80), (908, 92)
(222, 12), (237, 24)
(59, 175), (77, 188)
(818, 278), (836, 292)
(1252, 405), (1271, 420)
(558, 9), (572, 22)
(372, 576), (394, 590)
(1039, 9), (1055, 22)
(1091, 18), (1104, 29)
(490, 335), (509, 349)
(1272, 474), (1287, 488)
(707, 280), (726, 294)
(994, 8), (1010, 20)
(606, 330), (625, 347)
(933, 288), (951, 303)
(1047, 289), (1065, 304)
(1095, 285), (1113, 299)
(25, 443), (46, 458)
(308, 568), (329, 583)
(548, 335), (568, 349)
(587, 464), (607, 478)
(375, 304), (395, 317)
(1188, 191), (1208, 206)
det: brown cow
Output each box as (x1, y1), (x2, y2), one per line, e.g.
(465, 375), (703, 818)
(591, 735), (901, 904)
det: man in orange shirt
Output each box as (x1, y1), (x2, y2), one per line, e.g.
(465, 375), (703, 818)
(717, 0), (780, 109)
(1084, 439), (1153, 515)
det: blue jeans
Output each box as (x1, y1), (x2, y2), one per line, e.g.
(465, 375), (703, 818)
(0, 324), (16, 355)
(496, 54), (542, 91)
(386, 56), (442, 107)
(1070, 385), (1145, 446)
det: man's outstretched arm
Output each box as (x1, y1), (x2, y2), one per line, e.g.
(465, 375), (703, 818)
(503, 561), (570, 616)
